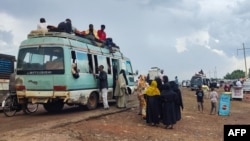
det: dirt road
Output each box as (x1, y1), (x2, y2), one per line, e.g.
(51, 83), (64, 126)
(0, 87), (250, 141)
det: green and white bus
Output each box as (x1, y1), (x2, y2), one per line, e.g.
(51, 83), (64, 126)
(15, 31), (137, 113)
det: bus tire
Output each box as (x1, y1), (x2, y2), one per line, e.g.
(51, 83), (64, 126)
(87, 92), (98, 110)
(23, 103), (39, 114)
(43, 100), (64, 113)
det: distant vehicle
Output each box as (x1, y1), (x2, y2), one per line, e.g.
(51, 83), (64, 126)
(219, 80), (225, 87)
(243, 79), (250, 94)
(182, 80), (187, 87)
(210, 78), (220, 88)
(148, 67), (161, 80)
(0, 53), (15, 106)
(182, 80), (190, 87)
(190, 74), (210, 91)
(186, 80), (191, 87)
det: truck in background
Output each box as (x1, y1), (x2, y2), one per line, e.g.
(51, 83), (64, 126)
(190, 73), (210, 91)
(0, 53), (16, 105)
(147, 67), (163, 84)
(148, 67), (161, 80)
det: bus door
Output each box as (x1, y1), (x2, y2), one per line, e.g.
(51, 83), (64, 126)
(93, 55), (113, 100)
(111, 59), (119, 98)
(121, 60), (135, 94)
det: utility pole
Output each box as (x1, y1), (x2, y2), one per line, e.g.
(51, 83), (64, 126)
(214, 66), (217, 79)
(237, 43), (249, 78)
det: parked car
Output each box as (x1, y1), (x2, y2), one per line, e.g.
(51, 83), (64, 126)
(182, 80), (187, 87)
(243, 80), (250, 94)
(210, 78), (220, 88)
(186, 80), (191, 87)
(182, 80), (191, 87)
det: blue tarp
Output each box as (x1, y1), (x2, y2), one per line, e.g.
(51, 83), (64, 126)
(0, 59), (12, 74)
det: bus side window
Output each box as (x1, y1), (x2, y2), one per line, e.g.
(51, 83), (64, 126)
(71, 50), (76, 63)
(107, 57), (111, 74)
(71, 50), (79, 78)
(94, 55), (98, 74)
(126, 61), (133, 75)
(88, 54), (93, 73)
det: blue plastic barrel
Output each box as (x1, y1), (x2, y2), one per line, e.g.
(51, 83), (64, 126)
(218, 92), (231, 116)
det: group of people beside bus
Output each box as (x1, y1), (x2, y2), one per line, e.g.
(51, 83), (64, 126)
(95, 64), (129, 110)
(135, 74), (184, 129)
(37, 18), (117, 52)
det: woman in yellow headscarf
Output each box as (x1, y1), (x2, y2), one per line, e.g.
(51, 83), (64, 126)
(145, 80), (160, 126)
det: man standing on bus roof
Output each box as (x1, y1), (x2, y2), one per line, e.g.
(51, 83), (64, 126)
(96, 65), (109, 110)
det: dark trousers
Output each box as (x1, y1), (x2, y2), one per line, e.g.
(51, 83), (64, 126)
(210, 102), (217, 114)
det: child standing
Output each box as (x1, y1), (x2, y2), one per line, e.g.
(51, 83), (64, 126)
(202, 84), (210, 99)
(196, 85), (204, 112)
(209, 87), (218, 115)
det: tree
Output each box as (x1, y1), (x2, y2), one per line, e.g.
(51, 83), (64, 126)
(224, 69), (245, 79)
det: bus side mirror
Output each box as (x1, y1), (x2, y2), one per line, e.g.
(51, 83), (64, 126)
(135, 70), (138, 75)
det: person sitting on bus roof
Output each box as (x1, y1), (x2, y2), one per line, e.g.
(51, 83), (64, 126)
(199, 69), (204, 75)
(37, 18), (47, 30)
(84, 24), (99, 40)
(96, 24), (119, 50)
(57, 18), (73, 34)
(97, 24), (106, 41)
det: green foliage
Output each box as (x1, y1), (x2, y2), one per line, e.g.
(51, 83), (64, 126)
(223, 69), (245, 79)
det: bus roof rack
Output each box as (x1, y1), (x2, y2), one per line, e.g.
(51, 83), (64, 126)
(27, 30), (120, 53)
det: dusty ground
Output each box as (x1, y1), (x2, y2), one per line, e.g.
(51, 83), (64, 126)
(0, 87), (250, 141)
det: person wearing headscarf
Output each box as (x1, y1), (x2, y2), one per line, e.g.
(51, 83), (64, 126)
(162, 75), (169, 85)
(160, 83), (177, 129)
(169, 81), (184, 121)
(114, 69), (128, 108)
(155, 77), (163, 92)
(160, 75), (169, 121)
(144, 80), (160, 126)
(137, 75), (148, 119)
(154, 77), (163, 121)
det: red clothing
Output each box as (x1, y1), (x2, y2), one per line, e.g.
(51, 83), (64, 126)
(97, 29), (106, 41)
(224, 84), (230, 92)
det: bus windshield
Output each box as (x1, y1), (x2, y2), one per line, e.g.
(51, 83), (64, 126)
(17, 47), (64, 74)
(191, 76), (202, 85)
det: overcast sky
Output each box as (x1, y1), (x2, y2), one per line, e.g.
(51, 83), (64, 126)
(1, 0), (250, 81)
